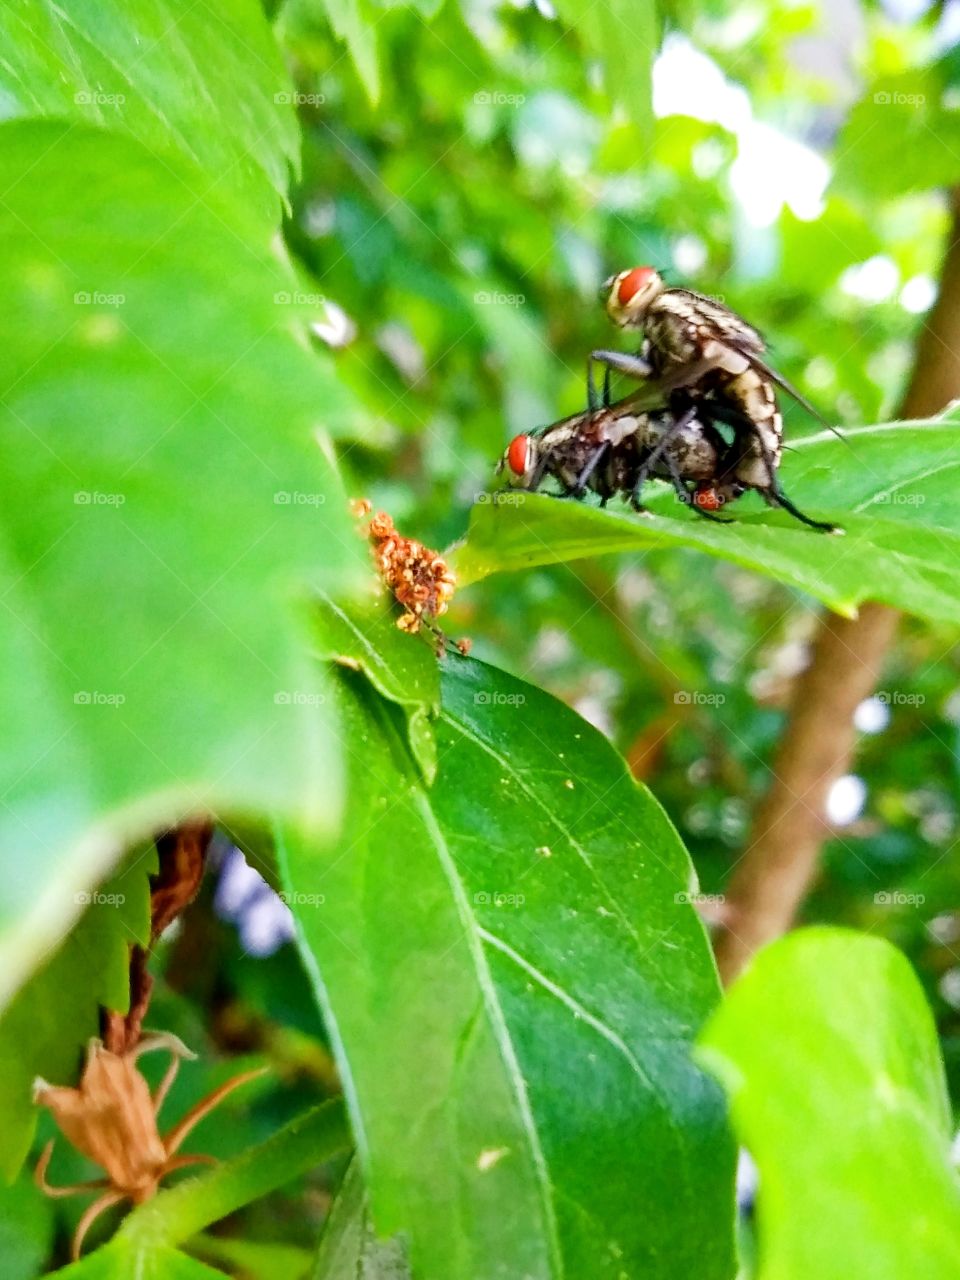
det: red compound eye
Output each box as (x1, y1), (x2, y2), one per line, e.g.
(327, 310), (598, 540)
(617, 265), (657, 306)
(507, 434), (531, 475)
(694, 483), (723, 511)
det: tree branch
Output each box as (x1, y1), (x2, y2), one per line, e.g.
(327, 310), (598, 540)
(714, 187), (960, 985)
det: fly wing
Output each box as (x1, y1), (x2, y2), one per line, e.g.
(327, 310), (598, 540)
(671, 289), (842, 437)
(670, 288), (766, 356)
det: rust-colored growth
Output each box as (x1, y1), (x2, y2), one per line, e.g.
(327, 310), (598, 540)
(354, 500), (457, 636)
(34, 1034), (265, 1259)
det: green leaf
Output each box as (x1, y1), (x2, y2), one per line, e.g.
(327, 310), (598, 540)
(314, 1160), (410, 1279)
(280, 657), (735, 1280)
(698, 928), (960, 1280)
(0, 0), (299, 228)
(281, 0), (381, 104)
(554, 0), (658, 136)
(455, 416), (960, 624)
(0, 846), (155, 1181)
(0, 121), (363, 1007)
(49, 1243), (225, 1280)
(833, 71), (960, 201)
(314, 590), (441, 783)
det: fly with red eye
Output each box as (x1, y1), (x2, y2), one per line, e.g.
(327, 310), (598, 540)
(506, 433), (532, 477)
(494, 389), (838, 532)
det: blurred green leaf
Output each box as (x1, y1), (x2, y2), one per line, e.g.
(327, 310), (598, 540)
(456, 415), (960, 623)
(0, 0), (299, 229)
(699, 928), (960, 1280)
(554, 0), (658, 137)
(51, 1242), (226, 1278)
(0, 1167), (55, 1276)
(833, 71), (960, 200)
(280, 656), (735, 1280)
(281, 0), (381, 103)
(0, 121), (363, 1008)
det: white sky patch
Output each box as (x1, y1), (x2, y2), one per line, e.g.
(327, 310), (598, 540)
(840, 256), (900, 303)
(900, 274), (937, 314)
(854, 696), (890, 734)
(827, 774), (867, 826)
(653, 35), (829, 228)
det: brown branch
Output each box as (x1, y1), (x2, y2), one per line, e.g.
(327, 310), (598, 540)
(713, 187), (960, 985)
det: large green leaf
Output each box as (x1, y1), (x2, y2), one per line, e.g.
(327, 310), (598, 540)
(0, 0), (299, 228)
(699, 928), (960, 1280)
(280, 655), (735, 1280)
(455, 416), (960, 623)
(0, 121), (363, 1006)
(0, 847), (154, 1181)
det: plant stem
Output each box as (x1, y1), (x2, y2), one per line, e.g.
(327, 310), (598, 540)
(117, 1099), (350, 1248)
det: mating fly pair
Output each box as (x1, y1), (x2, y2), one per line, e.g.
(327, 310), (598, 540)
(499, 266), (840, 532)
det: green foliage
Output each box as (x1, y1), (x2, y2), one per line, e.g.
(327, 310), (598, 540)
(699, 929), (960, 1280)
(0, 0), (299, 227)
(280, 653), (735, 1279)
(0, 118), (362, 1004)
(1, 0), (960, 1275)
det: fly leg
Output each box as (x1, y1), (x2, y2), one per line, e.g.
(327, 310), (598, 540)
(587, 349), (654, 411)
(571, 442), (610, 498)
(767, 487), (840, 533)
(627, 406), (698, 511)
(747, 426), (839, 533)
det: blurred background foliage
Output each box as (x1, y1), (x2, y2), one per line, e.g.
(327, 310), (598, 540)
(8, 0), (960, 1271)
